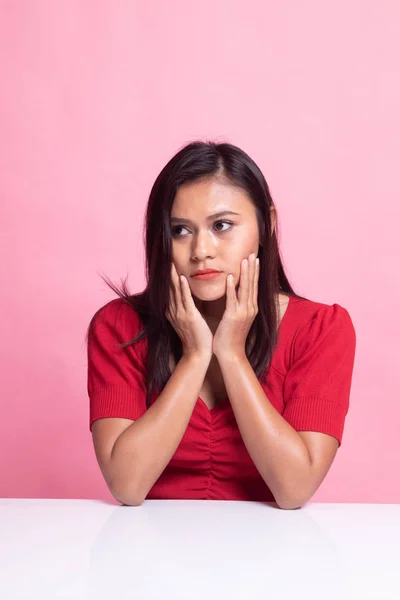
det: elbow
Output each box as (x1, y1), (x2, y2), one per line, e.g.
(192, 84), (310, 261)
(275, 491), (309, 510)
(121, 498), (145, 507)
(273, 479), (312, 510)
(114, 490), (145, 507)
(111, 482), (145, 507)
(276, 499), (304, 510)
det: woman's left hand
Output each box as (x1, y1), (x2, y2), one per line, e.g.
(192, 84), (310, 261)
(213, 253), (259, 359)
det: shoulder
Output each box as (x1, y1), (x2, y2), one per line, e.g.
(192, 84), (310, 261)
(87, 297), (144, 341)
(289, 295), (353, 326)
(287, 296), (356, 360)
(289, 295), (355, 332)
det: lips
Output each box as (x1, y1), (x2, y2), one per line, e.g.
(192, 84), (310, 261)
(191, 269), (221, 276)
(191, 271), (222, 280)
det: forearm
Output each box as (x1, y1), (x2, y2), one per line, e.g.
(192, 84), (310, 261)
(217, 351), (312, 509)
(111, 352), (211, 505)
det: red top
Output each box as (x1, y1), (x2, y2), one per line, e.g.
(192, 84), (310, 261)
(87, 295), (356, 502)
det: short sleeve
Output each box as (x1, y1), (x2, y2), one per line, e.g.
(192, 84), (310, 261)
(282, 303), (356, 446)
(86, 299), (148, 431)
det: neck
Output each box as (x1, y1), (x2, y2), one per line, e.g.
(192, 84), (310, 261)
(193, 296), (225, 332)
(194, 292), (283, 331)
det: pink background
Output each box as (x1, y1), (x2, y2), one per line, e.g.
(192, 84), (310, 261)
(1, 2), (399, 503)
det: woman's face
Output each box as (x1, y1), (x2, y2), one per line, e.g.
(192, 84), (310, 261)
(170, 178), (266, 302)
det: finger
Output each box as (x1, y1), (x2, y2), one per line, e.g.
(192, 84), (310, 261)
(169, 263), (179, 313)
(248, 254), (255, 309)
(226, 273), (237, 311)
(171, 263), (185, 313)
(238, 258), (249, 306)
(254, 257), (259, 307)
(179, 274), (193, 311)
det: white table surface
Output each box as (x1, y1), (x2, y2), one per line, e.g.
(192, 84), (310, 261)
(0, 499), (399, 599)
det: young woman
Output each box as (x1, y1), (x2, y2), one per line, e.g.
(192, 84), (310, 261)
(86, 141), (356, 509)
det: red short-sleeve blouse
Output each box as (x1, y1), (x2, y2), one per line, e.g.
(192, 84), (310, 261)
(87, 295), (356, 502)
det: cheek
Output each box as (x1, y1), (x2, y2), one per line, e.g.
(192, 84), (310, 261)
(230, 229), (257, 253)
(229, 243), (255, 265)
(171, 246), (182, 265)
(228, 248), (258, 279)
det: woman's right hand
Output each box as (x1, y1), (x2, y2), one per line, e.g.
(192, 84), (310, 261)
(165, 263), (213, 359)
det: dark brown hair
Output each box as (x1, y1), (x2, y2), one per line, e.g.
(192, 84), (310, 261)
(86, 140), (309, 407)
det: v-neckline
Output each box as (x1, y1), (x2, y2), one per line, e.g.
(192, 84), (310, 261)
(197, 295), (294, 414)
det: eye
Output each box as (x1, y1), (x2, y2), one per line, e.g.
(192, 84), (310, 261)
(171, 220), (234, 237)
(214, 220), (233, 232)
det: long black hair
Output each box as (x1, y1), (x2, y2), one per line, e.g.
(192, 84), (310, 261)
(86, 140), (309, 407)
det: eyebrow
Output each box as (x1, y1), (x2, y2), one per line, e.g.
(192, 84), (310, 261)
(170, 211), (240, 223)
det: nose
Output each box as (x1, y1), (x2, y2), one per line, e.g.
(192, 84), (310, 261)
(191, 230), (217, 261)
